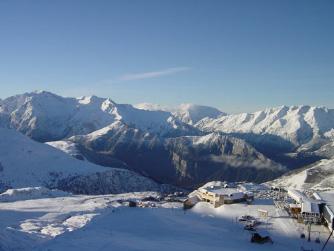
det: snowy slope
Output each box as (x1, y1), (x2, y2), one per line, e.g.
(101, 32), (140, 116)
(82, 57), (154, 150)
(196, 105), (334, 150)
(268, 158), (334, 191)
(135, 102), (225, 125)
(0, 187), (69, 202)
(0, 91), (198, 142)
(0, 128), (165, 194)
(46, 141), (85, 160)
(0, 190), (332, 251)
(313, 140), (334, 159)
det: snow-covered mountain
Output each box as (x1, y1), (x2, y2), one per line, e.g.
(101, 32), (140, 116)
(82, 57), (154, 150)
(0, 91), (198, 142)
(135, 103), (225, 125)
(165, 133), (286, 186)
(2, 91), (333, 189)
(196, 105), (334, 152)
(268, 158), (334, 191)
(48, 122), (285, 188)
(0, 127), (168, 194)
(269, 137), (334, 191)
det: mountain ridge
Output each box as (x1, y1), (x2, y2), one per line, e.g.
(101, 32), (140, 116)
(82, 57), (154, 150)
(0, 91), (199, 142)
(1, 91), (333, 189)
(195, 105), (334, 149)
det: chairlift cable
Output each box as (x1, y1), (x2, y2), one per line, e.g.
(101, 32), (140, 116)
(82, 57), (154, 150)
(320, 229), (333, 251)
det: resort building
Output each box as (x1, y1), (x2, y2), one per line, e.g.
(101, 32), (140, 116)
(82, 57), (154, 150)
(314, 192), (334, 231)
(197, 185), (253, 208)
(301, 200), (321, 223)
(287, 189), (321, 223)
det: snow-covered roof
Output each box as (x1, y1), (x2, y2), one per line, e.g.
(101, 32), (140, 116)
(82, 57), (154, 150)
(200, 187), (243, 197)
(316, 192), (334, 215)
(288, 189), (308, 203)
(301, 201), (319, 214)
(287, 189), (320, 214)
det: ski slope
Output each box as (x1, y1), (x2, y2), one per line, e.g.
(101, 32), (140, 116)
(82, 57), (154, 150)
(0, 188), (332, 251)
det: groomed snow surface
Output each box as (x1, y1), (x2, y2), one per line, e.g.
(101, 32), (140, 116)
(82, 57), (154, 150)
(0, 188), (333, 251)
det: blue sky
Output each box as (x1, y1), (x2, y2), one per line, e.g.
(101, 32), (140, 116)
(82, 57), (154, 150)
(0, 0), (333, 113)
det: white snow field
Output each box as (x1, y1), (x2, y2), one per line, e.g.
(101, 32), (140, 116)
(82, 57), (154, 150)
(269, 158), (334, 191)
(0, 189), (333, 251)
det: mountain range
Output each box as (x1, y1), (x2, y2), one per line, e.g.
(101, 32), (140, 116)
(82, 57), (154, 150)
(1, 91), (333, 191)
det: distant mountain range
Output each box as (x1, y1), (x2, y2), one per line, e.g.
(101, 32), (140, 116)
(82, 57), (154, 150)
(196, 105), (334, 150)
(0, 91), (198, 142)
(1, 91), (333, 190)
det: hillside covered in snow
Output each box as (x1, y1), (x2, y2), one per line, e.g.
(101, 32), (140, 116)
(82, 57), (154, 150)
(196, 105), (334, 151)
(0, 127), (169, 194)
(269, 158), (334, 191)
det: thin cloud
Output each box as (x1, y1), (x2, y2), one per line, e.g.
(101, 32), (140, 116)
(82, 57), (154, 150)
(118, 67), (191, 81)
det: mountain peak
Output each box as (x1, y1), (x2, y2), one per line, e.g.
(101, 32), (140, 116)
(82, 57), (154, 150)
(30, 90), (60, 97)
(134, 102), (168, 112)
(173, 103), (225, 125)
(77, 95), (107, 105)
